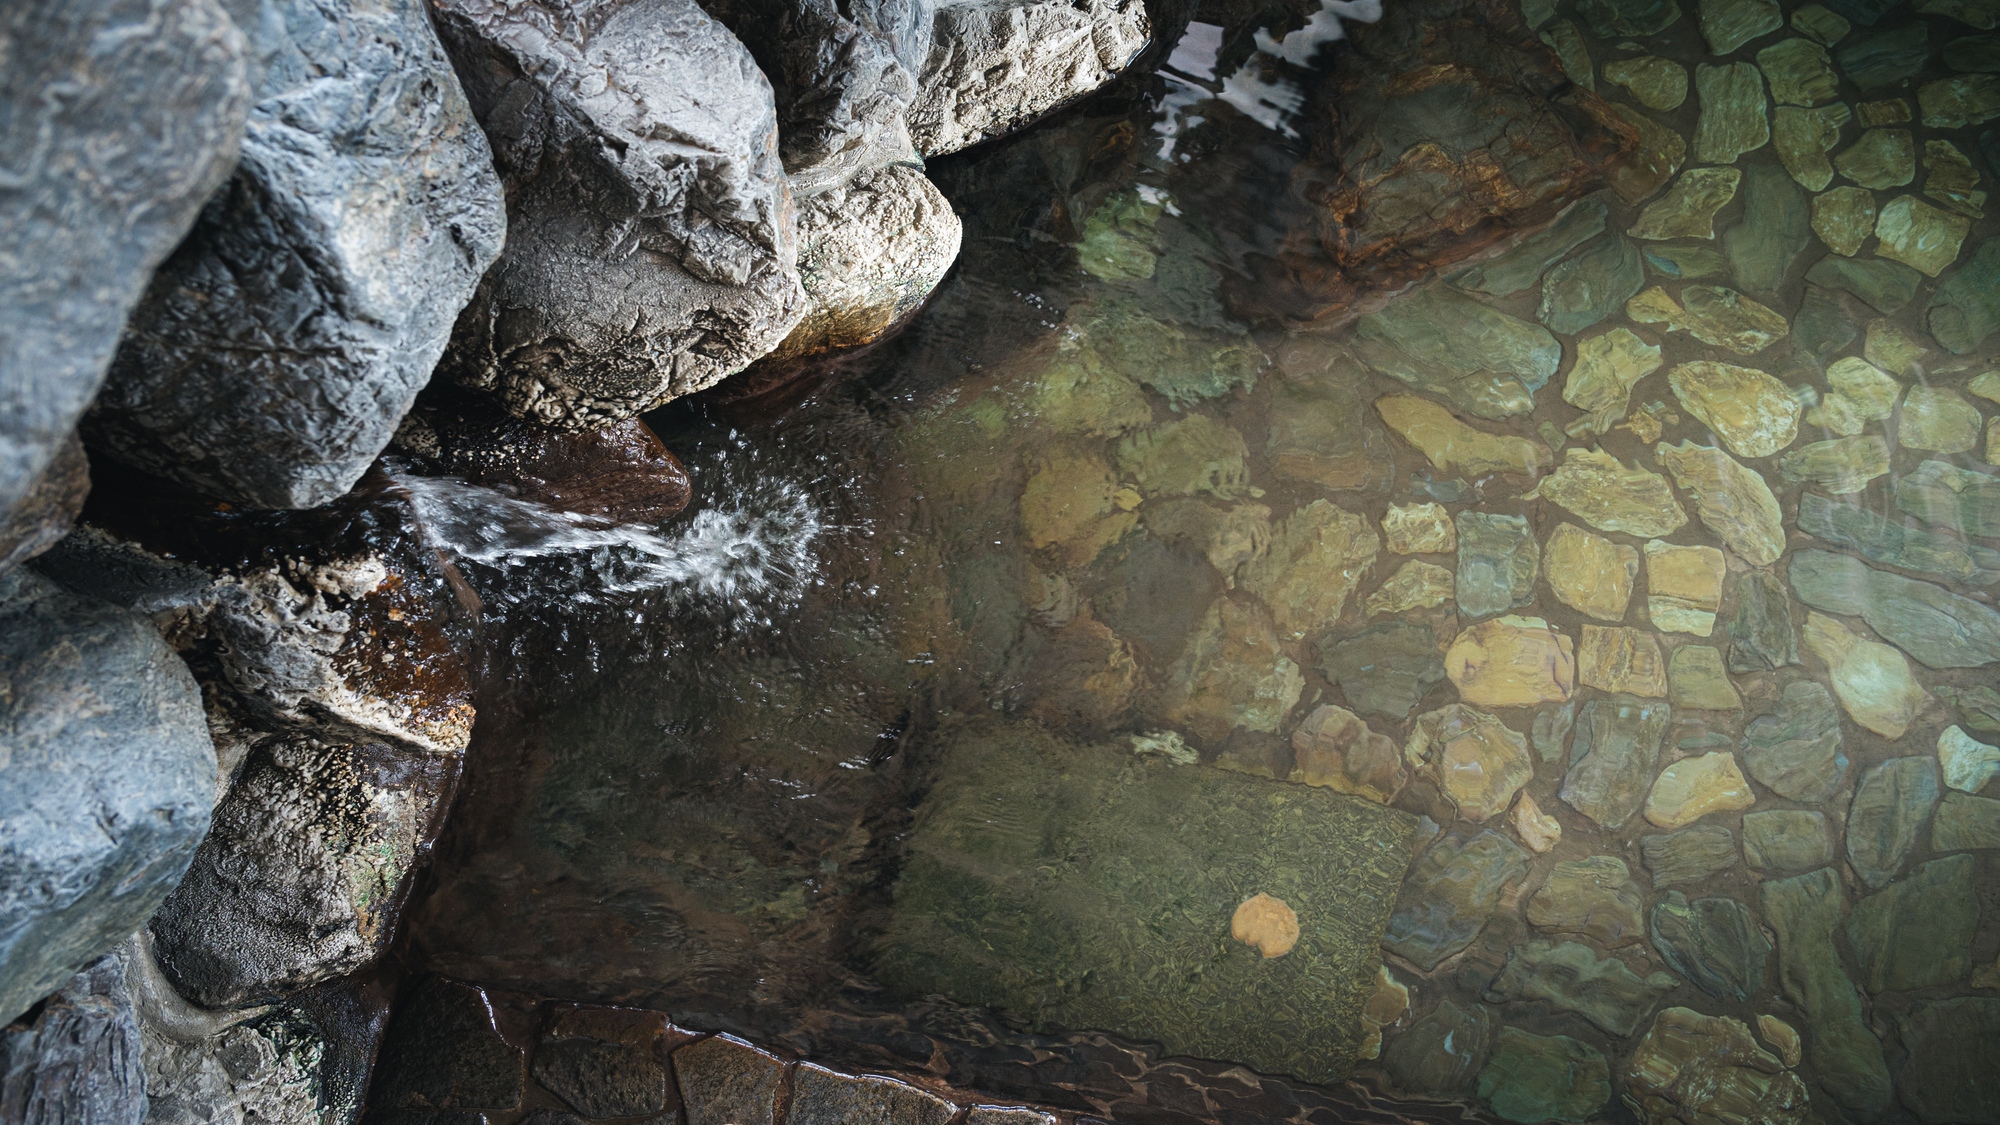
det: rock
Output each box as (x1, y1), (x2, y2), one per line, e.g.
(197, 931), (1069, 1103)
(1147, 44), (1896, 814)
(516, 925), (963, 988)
(1698, 0), (1782, 52)
(1117, 414), (1250, 501)
(1839, 22), (1929, 88)
(1384, 502), (1457, 554)
(1950, 32), (2000, 71)
(1383, 998), (1492, 1096)
(1848, 756), (1941, 888)
(371, 977), (526, 1111)
(1541, 235), (1646, 334)
(1654, 442), (1784, 567)
(1368, 561), (1456, 616)
(1165, 600), (1305, 746)
(1487, 939), (1676, 1038)
(1446, 616), (1576, 708)
(1788, 549), (2000, 668)
(675, 1034), (786, 1125)
(1456, 512), (1542, 619)
(1512, 791), (1563, 853)
(0, 0), (250, 530)
(92, 0), (505, 509)
(535, 1008), (675, 1118)
(1642, 825), (1737, 885)
(1645, 542), (1726, 637)
(1645, 751), (1755, 828)
(1540, 21), (1595, 89)
(1475, 1027), (1611, 1123)
(1726, 165), (1811, 294)
(1729, 571), (1799, 672)
(1624, 1008), (1808, 1125)
(1925, 0), (2000, 25)
(0, 573), (215, 1025)
(1920, 73), (2000, 127)
(1545, 523), (1640, 621)
(1564, 327), (1664, 436)
(1810, 187), (1877, 256)
(908, 0), (1148, 156)
(1774, 435), (1890, 493)
(1605, 56), (1689, 109)
(1562, 695), (1673, 829)
(1649, 893), (1771, 1004)
(1668, 646), (1741, 710)
(1760, 868), (1892, 1119)
(1579, 625), (1670, 695)
(1835, 128), (1916, 189)
(1857, 96), (1915, 125)
(1741, 809), (1833, 874)
(1628, 284), (1790, 354)
(1754, 1014), (1803, 1068)
(1020, 448), (1138, 567)
(1629, 168), (1743, 239)
(1876, 195), (1972, 276)
(1240, 500), (1379, 639)
(429, 0), (807, 427)
(1895, 459), (2000, 538)
(1534, 701), (1577, 761)
(1454, 196), (1613, 296)
(1383, 829), (1532, 971)
(1926, 139), (1988, 217)
(1578, 0), (1685, 36)
(1406, 705), (1536, 821)
(1896, 998), (2000, 1125)
(789, 1064), (957, 1125)
(148, 733), (454, 1008)
(1351, 288), (1563, 420)
(1528, 449), (1689, 539)
(1741, 681), (1848, 803)
(1794, 2), (1851, 40)
(1694, 62), (1770, 164)
(1611, 106), (1692, 205)
(1375, 396), (1553, 478)
(1774, 104), (1852, 190)
(766, 165), (962, 361)
(1901, 386), (1986, 451)
(1807, 354), (1903, 431)
(1290, 704), (1408, 801)
(1319, 621), (1447, 721)
(1935, 791), (2000, 848)
(1846, 854), (1977, 991)
(1791, 286), (1859, 368)
(0, 434), (88, 579)
(0, 953), (146, 1125)
(1802, 611), (1927, 738)
(1939, 725), (2000, 791)
(1758, 37), (1838, 105)
(1667, 362), (1801, 457)
(1065, 305), (1262, 409)
(1805, 253), (1922, 313)
(1265, 362), (1391, 492)
(1526, 855), (1647, 946)
(1941, 682), (2000, 734)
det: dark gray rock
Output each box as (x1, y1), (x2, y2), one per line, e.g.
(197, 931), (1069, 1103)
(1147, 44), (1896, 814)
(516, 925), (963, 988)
(1897, 460), (2000, 540)
(673, 1035), (785, 1125)
(1788, 549), (2000, 669)
(149, 734), (455, 1008)
(1741, 809), (1832, 875)
(1929, 237), (2000, 354)
(1934, 791), (2000, 850)
(1799, 492), (2000, 585)
(432, 0), (807, 427)
(1897, 999), (2000, 1124)
(1538, 234), (1644, 335)
(1532, 700), (1576, 762)
(1484, 939), (1676, 1036)
(1382, 829), (1531, 972)
(1650, 892), (1770, 1003)
(1761, 868), (1892, 1119)
(534, 1007), (673, 1119)
(1456, 511), (1539, 619)
(0, 434), (88, 579)
(1846, 855), (1977, 992)
(1383, 998), (1492, 1096)
(1804, 255), (1922, 314)
(1837, 22), (1928, 88)
(1818, 0), (1899, 24)
(1728, 571), (1799, 673)
(1576, 0), (1682, 36)
(0, 953), (145, 1125)
(1453, 196), (1611, 297)
(1846, 756), (1940, 889)
(1640, 825), (1736, 886)
(370, 977), (524, 1112)
(1726, 164), (1810, 295)
(1740, 681), (1847, 804)
(0, 572), (215, 1026)
(1788, 286), (1858, 369)
(788, 1063), (957, 1125)
(0, 0), (250, 530)
(1317, 620), (1446, 719)
(1560, 695), (1671, 831)
(90, 0), (505, 510)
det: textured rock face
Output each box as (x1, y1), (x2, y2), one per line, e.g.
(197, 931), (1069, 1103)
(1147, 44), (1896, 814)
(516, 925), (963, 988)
(0, 0), (251, 530)
(0, 434), (89, 579)
(1622, 1008), (1808, 1125)
(89, 0), (507, 510)
(1761, 868), (1892, 1118)
(370, 976), (526, 1112)
(0, 572), (216, 1026)
(0, 953), (146, 1125)
(433, 0), (807, 427)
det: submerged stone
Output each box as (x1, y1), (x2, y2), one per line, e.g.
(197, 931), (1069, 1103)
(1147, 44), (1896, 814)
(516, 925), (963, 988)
(1804, 253), (1921, 313)
(1811, 354), (1903, 430)
(1526, 855), (1648, 946)
(1774, 434), (1889, 493)
(1940, 682), (2000, 734)
(1266, 365), (1394, 492)
(1774, 104), (1852, 190)
(1564, 328), (1664, 435)
(1919, 73), (2000, 127)
(1695, 62), (1771, 164)
(1625, 1009), (1808, 1125)
(1649, 893), (1771, 1002)
(1760, 868), (1893, 1119)
(1367, 561), (1456, 616)
(1646, 751), (1755, 828)
(1578, 0), (1685, 36)
(1668, 361), (1801, 456)
(1641, 825), (1737, 886)
(1290, 703), (1408, 803)
(1164, 599), (1305, 745)
(1579, 624), (1669, 696)
(1923, 0), (2000, 25)
(1741, 681), (1848, 803)
(1609, 105), (1690, 205)
(1533, 700), (1577, 762)
(1116, 414), (1250, 500)
(1809, 186), (1876, 256)
(1901, 386), (1985, 450)
(1456, 512), (1541, 619)
(1446, 615), (1576, 707)
(1605, 56), (1690, 108)
(1240, 500), (1380, 639)
(1857, 96), (1916, 125)
(1646, 541), (1726, 636)
(1655, 441), (1785, 566)
(1895, 458), (2000, 537)
(1947, 30), (2000, 70)
(1540, 21), (1595, 89)
(1453, 197), (1612, 296)
(1846, 854), (1977, 991)
(1726, 165), (1812, 293)
(1021, 447), (1140, 567)
(1803, 611), (1927, 738)
(1793, 3), (1850, 41)
(1383, 829), (1531, 972)
(1512, 790), (1562, 853)
(1349, 287), (1562, 419)
(1939, 724), (2000, 791)
(1540, 234), (1646, 334)
(1375, 395), (1553, 477)
(1838, 22), (1929, 88)
(1562, 695), (1672, 829)
(1788, 548), (2000, 668)
(1741, 809), (1832, 874)
(1846, 755), (1941, 888)
(1544, 523), (1639, 621)
(1476, 1029), (1610, 1124)
(1897, 999), (2000, 1125)
(1383, 998), (1492, 1096)
(1834, 128), (1916, 189)
(1320, 621), (1447, 721)
(1668, 646), (1741, 709)
(1383, 502), (1455, 554)
(1760, 38), (1839, 107)
(1699, 0), (1783, 52)
(1406, 704), (1535, 821)
(1866, 318), (1928, 375)
(1486, 940), (1676, 1036)
(1800, 489), (2000, 586)
(1875, 195), (1971, 276)
(1790, 285), (1859, 367)
(1629, 168), (1742, 239)
(1935, 790), (2000, 848)
(1729, 571), (1800, 671)
(1926, 139), (1987, 216)
(1526, 448), (1687, 537)
(1643, 243), (1732, 279)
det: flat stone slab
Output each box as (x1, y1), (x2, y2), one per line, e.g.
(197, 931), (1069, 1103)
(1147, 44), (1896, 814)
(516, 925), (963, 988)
(1788, 549), (2000, 668)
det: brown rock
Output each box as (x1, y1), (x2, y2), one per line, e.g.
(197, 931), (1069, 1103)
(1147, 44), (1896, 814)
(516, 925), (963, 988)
(1667, 361), (1802, 458)
(1579, 624), (1670, 695)
(1646, 541), (1727, 636)
(1654, 441), (1786, 567)
(1527, 855), (1647, 946)
(1525, 447), (1688, 537)
(1368, 560), (1456, 615)
(1291, 703), (1408, 803)
(1668, 645), (1743, 709)
(1447, 616), (1578, 707)
(1407, 704), (1536, 820)
(1376, 395), (1553, 477)
(1646, 752), (1757, 827)
(1383, 501), (1457, 553)
(1802, 611), (1927, 738)
(1625, 1009), (1809, 1125)
(1545, 523), (1640, 620)
(1513, 790), (1563, 853)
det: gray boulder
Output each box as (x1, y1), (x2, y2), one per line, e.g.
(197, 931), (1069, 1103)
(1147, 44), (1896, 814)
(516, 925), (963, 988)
(0, 952), (147, 1125)
(0, 0), (250, 527)
(0, 572), (216, 1026)
(432, 0), (808, 427)
(0, 433), (89, 579)
(89, 0), (506, 510)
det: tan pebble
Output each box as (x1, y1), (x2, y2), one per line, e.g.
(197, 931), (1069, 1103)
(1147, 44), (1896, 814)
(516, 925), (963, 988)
(1231, 892), (1300, 958)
